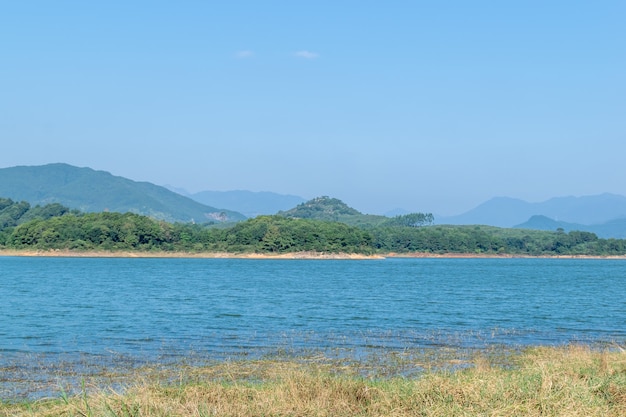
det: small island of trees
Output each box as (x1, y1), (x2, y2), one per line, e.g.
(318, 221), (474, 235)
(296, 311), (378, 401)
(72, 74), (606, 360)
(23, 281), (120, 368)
(1, 197), (626, 256)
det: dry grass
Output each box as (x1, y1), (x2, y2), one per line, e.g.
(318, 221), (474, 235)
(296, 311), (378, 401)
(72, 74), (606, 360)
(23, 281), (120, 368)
(2, 345), (625, 417)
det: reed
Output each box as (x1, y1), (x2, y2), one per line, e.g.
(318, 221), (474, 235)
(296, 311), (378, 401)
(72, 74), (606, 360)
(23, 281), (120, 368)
(2, 345), (624, 416)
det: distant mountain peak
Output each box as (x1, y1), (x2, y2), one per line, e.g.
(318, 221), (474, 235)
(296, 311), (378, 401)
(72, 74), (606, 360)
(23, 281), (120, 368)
(440, 193), (626, 233)
(0, 164), (245, 223)
(384, 208), (410, 217)
(189, 190), (305, 217)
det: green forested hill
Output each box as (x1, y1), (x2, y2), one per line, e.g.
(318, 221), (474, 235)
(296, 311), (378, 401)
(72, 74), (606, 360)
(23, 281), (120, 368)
(278, 196), (391, 227)
(279, 196), (360, 219)
(1, 187), (625, 256)
(2, 211), (625, 256)
(0, 164), (245, 223)
(278, 196), (435, 229)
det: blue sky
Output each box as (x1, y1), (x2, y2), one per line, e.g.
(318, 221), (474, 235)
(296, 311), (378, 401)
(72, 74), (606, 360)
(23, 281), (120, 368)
(1, 1), (624, 216)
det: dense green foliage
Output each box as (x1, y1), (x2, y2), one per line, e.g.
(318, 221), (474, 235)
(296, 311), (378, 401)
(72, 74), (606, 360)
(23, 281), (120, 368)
(1, 213), (373, 254)
(6, 212), (181, 251)
(1, 196), (626, 256)
(0, 198), (77, 228)
(370, 224), (626, 255)
(380, 212), (435, 227)
(215, 215), (373, 253)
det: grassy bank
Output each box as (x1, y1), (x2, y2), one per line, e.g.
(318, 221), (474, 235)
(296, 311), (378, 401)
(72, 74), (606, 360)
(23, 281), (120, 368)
(2, 346), (624, 416)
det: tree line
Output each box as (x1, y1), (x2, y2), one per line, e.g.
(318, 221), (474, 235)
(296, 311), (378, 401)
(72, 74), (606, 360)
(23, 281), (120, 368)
(1, 198), (626, 256)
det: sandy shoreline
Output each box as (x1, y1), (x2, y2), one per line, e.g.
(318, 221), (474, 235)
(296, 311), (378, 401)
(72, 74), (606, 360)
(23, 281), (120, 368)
(1, 249), (625, 260)
(385, 252), (626, 260)
(0, 249), (385, 259)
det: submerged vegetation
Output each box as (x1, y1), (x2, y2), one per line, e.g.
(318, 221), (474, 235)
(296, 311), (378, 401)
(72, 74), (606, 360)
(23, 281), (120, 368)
(1, 196), (626, 256)
(1, 346), (625, 416)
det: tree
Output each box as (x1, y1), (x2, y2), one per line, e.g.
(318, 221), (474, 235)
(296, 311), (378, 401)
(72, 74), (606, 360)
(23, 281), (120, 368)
(383, 213), (434, 228)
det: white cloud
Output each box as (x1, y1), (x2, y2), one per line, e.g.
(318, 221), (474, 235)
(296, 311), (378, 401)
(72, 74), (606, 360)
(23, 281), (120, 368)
(294, 50), (319, 59)
(235, 50), (254, 59)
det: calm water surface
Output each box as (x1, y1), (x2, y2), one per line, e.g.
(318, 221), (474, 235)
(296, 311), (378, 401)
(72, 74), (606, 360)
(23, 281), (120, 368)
(1, 257), (625, 397)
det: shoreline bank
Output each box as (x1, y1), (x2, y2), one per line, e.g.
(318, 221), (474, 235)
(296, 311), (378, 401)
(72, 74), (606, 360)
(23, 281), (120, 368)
(0, 249), (385, 259)
(1, 249), (625, 259)
(2, 345), (624, 416)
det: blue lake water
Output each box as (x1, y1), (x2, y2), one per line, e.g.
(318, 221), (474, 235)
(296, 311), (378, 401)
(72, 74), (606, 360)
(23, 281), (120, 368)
(1, 257), (625, 397)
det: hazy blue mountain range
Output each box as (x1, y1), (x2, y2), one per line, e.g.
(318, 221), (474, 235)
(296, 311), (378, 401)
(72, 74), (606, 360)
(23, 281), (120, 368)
(189, 190), (306, 218)
(4, 163), (626, 237)
(515, 215), (588, 234)
(515, 215), (626, 239)
(384, 208), (411, 217)
(440, 194), (626, 228)
(0, 164), (245, 223)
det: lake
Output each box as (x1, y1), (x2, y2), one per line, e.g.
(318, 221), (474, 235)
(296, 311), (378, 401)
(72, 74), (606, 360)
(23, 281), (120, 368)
(1, 257), (625, 397)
